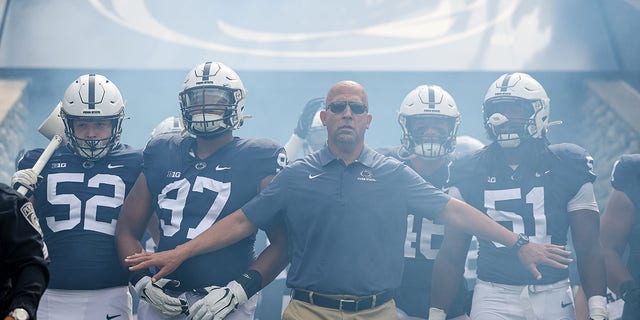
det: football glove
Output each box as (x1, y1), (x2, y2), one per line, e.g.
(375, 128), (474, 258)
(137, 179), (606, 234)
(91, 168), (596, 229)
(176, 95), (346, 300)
(11, 169), (41, 192)
(134, 276), (189, 317)
(427, 307), (446, 320)
(188, 270), (262, 320)
(188, 281), (248, 320)
(620, 280), (640, 320)
(293, 98), (323, 139)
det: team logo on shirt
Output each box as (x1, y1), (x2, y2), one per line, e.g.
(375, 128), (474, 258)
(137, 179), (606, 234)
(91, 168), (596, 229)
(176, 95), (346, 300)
(50, 162), (67, 169)
(166, 171), (181, 178)
(357, 169), (377, 182)
(195, 162), (207, 170)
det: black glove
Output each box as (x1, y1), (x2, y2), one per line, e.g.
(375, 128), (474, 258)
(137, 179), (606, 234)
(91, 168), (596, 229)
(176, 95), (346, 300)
(293, 98), (323, 139)
(621, 280), (640, 320)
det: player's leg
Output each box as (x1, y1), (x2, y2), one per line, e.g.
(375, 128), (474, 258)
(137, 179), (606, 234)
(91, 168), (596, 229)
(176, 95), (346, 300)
(37, 287), (133, 320)
(470, 280), (526, 320)
(85, 286), (133, 320)
(527, 281), (574, 320)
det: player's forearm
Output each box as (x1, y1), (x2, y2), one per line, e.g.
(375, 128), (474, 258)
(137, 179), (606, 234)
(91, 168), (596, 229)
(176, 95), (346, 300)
(440, 198), (517, 247)
(116, 228), (145, 265)
(431, 230), (470, 310)
(176, 209), (258, 260)
(251, 222), (289, 287)
(576, 242), (607, 298)
(571, 209), (607, 298)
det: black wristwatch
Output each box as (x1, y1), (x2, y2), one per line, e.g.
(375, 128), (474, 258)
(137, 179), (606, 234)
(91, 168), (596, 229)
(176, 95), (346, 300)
(511, 233), (530, 252)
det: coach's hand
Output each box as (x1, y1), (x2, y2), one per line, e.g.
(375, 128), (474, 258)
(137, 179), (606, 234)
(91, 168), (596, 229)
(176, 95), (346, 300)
(517, 242), (572, 280)
(11, 169), (41, 192)
(188, 281), (248, 320)
(134, 276), (189, 317)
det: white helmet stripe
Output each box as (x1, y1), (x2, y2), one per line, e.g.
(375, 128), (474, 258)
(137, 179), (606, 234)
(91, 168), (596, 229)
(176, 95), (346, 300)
(499, 73), (513, 92)
(88, 73), (96, 109)
(202, 61), (212, 81)
(427, 85), (436, 109)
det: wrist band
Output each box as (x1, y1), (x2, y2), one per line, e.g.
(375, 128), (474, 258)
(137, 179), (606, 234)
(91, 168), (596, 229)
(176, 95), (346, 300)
(235, 269), (263, 298)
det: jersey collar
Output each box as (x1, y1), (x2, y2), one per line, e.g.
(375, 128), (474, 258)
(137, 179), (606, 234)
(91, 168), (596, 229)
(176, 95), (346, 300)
(317, 145), (376, 168)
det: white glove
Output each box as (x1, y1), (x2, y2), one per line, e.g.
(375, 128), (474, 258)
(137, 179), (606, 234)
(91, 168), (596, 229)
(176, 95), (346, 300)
(134, 276), (189, 317)
(188, 281), (248, 320)
(11, 169), (41, 192)
(428, 307), (447, 320)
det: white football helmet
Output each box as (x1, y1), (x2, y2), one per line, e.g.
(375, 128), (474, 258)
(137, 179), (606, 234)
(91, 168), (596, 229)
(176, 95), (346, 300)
(398, 85), (461, 158)
(483, 72), (550, 148)
(150, 116), (185, 138)
(179, 61), (246, 136)
(60, 74), (125, 160)
(304, 110), (327, 154)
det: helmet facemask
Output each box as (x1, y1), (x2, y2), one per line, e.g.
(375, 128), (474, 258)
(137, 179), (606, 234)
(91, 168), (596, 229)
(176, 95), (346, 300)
(400, 114), (459, 158)
(62, 112), (123, 160)
(179, 86), (244, 136)
(483, 97), (547, 148)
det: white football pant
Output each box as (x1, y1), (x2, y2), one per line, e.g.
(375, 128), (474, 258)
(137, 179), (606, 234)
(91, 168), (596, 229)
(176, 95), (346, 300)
(471, 279), (574, 320)
(37, 286), (133, 320)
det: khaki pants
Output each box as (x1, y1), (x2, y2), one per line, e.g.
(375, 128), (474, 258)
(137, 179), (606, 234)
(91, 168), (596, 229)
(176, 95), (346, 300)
(283, 298), (398, 320)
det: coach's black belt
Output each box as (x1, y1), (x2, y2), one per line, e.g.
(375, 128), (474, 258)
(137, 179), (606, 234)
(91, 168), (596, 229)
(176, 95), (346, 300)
(291, 289), (393, 312)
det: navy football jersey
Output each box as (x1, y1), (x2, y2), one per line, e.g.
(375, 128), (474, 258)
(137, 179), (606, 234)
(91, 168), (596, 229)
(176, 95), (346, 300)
(18, 144), (142, 290)
(144, 135), (286, 290)
(378, 146), (468, 318)
(450, 142), (595, 285)
(611, 154), (640, 282)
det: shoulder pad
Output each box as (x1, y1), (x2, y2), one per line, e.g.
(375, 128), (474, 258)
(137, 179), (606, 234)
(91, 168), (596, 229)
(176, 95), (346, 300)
(17, 148), (45, 169)
(548, 143), (596, 183)
(449, 149), (484, 185)
(611, 154), (640, 191)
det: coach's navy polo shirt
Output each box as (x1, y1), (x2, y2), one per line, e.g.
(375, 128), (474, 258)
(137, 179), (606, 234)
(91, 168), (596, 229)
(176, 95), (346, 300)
(243, 145), (451, 295)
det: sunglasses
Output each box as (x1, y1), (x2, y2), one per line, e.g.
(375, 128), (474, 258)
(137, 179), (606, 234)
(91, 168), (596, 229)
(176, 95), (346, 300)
(327, 101), (368, 114)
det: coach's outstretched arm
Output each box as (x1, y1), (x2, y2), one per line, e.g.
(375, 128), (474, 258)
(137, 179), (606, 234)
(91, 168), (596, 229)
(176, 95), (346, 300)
(439, 197), (572, 279)
(126, 207), (255, 281)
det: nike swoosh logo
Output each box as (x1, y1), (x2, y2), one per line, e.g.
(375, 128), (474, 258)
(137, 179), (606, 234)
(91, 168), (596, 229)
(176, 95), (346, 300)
(216, 165), (231, 171)
(106, 314), (121, 320)
(308, 173), (324, 179)
(107, 164), (124, 169)
(561, 301), (572, 308)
